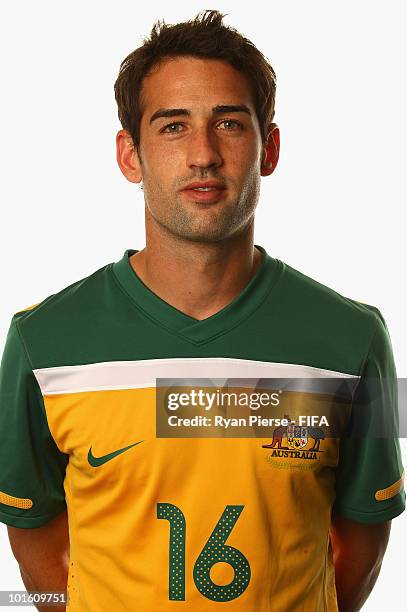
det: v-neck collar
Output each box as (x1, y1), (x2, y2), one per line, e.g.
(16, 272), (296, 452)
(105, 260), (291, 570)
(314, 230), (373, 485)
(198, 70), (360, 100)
(111, 244), (282, 345)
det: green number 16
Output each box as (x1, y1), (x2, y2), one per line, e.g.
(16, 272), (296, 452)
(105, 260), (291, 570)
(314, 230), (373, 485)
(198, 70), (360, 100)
(157, 503), (251, 602)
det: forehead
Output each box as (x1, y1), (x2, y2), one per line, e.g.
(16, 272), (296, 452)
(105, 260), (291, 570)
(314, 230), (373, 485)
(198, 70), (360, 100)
(140, 56), (255, 114)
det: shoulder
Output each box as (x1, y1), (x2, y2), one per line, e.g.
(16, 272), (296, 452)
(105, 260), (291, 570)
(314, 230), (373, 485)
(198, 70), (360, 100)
(279, 260), (382, 324)
(14, 262), (112, 322)
(9, 261), (115, 367)
(268, 259), (388, 373)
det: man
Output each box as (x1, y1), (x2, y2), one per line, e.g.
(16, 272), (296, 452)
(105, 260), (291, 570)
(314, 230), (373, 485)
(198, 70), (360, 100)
(0, 9), (404, 612)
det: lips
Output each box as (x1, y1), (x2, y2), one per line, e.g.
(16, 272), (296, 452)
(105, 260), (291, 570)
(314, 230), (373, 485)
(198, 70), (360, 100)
(181, 181), (226, 191)
(180, 181), (227, 203)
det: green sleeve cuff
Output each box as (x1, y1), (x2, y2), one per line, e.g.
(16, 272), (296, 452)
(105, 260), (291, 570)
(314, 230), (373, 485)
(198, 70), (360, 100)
(333, 496), (405, 524)
(0, 505), (66, 529)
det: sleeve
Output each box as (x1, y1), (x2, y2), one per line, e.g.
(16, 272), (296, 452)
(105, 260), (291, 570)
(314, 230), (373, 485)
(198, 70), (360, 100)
(333, 308), (405, 523)
(0, 316), (68, 528)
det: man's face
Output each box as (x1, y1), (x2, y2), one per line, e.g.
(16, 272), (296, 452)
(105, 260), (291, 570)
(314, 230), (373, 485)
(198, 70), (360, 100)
(129, 56), (274, 242)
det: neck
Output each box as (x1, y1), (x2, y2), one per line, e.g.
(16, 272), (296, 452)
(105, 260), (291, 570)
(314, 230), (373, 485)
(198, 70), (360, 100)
(129, 218), (261, 321)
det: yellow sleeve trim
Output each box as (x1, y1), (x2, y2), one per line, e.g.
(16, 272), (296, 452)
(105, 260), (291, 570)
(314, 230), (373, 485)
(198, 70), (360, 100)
(0, 491), (33, 509)
(375, 472), (404, 501)
(15, 302), (41, 314)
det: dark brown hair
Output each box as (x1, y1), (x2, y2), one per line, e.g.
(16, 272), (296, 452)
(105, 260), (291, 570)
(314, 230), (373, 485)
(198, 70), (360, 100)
(114, 10), (277, 152)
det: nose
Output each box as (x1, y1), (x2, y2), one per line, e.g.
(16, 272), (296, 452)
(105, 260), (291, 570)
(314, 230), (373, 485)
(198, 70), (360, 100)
(186, 126), (223, 172)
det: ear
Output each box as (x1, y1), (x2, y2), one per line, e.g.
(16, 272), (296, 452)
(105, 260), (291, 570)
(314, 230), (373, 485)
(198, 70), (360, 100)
(116, 129), (143, 184)
(260, 123), (280, 177)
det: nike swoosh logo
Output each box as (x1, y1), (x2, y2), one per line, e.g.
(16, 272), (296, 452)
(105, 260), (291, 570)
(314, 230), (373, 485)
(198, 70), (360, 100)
(88, 441), (144, 467)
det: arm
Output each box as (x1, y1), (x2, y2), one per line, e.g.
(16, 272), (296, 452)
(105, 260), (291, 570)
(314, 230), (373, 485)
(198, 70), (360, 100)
(330, 512), (391, 612)
(7, 509), (69, 612)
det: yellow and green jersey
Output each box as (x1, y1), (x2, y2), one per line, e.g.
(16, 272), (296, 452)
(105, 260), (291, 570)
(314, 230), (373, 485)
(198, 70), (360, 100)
(0, 245), (404, 611)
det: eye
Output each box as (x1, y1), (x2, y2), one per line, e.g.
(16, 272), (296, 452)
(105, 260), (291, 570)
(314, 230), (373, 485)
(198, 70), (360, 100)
(160, 122), (184, 134)
(217, 119), (243, 131)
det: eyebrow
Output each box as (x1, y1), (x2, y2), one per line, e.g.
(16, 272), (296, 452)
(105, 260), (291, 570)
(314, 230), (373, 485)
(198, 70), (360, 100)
(149, 104), (252, 124)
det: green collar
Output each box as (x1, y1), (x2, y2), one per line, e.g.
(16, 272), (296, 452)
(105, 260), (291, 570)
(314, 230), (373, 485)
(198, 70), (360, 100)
(111, 244), (282, 345)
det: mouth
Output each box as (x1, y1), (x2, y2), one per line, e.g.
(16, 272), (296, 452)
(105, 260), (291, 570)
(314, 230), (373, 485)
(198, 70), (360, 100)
(180, 181), (227, 204)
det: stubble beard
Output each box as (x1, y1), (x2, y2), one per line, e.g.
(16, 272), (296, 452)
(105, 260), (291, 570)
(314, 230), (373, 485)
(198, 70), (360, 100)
(144, 172), (261, 244)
